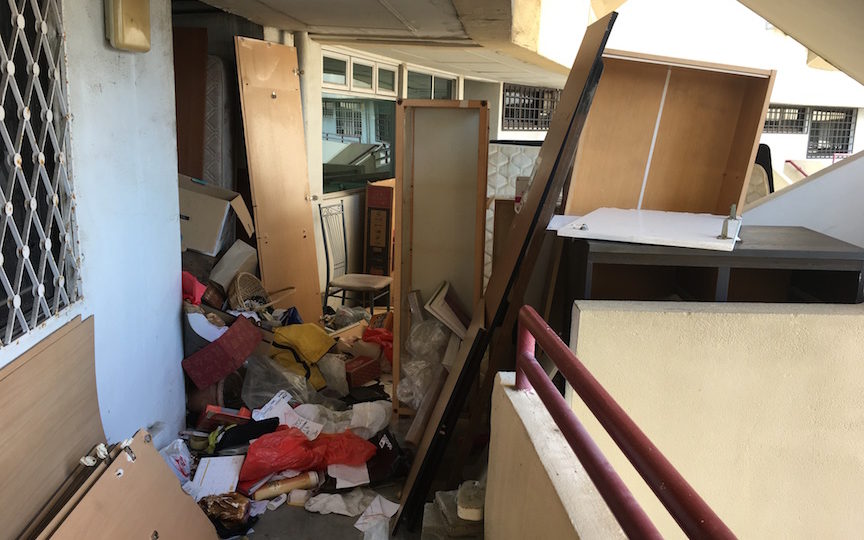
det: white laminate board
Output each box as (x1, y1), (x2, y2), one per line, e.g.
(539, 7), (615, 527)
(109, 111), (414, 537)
(557, 207), (738, 251)
(410, 107), (481, 306)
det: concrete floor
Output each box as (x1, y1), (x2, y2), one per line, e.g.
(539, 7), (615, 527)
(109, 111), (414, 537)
(252, 504), (422, 539)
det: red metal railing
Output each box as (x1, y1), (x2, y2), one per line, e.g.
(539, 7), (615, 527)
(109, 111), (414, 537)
(785, 159), (809, 178)
(515, 305), (736, 539)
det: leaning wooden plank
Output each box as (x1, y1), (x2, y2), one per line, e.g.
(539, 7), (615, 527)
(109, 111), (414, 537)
(235, 37), (321, 323)
(0, 316), (104, 540)
(451, 13), (618, 480)
(395, 299), (487, 532)
(51, 431), (217, 540)
(483, 13), (617, 329)
(405, 366), (448, 448)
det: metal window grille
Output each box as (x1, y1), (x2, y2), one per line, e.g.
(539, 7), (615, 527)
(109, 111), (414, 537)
(374, 102), (391, 142)
(0, 1), (80, 345)
(807, 107), (856, 158)
(763, 105), (807, 134)
(502, 83), (561, 131)
(334, 101), (362, 138)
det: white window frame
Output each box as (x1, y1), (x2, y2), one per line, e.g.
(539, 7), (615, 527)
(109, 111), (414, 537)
(349, 58), (376, 94)
(376, 63), (399, 97)
(322, 51), (350, 92)
(403, 65), (462, 100)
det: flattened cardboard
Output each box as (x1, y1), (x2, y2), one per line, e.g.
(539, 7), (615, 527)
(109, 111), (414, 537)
(209, 240), (258, 292)
(179, 174), (255, 256)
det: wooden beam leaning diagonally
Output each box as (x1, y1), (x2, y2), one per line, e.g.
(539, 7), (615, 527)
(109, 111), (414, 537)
(455, 12), (618, 475)
(393, 12), (618, 532)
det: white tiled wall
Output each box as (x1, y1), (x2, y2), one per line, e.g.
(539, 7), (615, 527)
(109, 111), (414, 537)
(484, 143), (541, 285)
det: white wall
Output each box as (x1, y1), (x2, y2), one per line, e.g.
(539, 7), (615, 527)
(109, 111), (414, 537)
(62, 0), (185, 446)
(568, 301), (864, 538)
(487, 372), (625, 540)
(464, 80), (502, 140)
(744, 150), (864, 247)
(608, 0), (864, 108)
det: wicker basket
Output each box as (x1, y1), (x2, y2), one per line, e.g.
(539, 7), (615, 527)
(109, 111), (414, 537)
(227, 272), (294, 313)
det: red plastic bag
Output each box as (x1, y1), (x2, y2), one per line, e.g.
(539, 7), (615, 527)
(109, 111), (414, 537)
(362, 328), (393, 364)
(182, 271), (206, 305)
(239, 427), (377, 483)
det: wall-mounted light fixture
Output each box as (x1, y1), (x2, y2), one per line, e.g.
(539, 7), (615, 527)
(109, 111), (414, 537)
(104, 0), (151, 53)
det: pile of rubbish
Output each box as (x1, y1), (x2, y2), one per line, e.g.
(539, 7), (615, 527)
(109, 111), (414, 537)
(172, 248), (418, 538)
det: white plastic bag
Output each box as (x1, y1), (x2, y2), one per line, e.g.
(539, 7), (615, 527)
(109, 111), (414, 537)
(350, 401), (391, 439)
(159, 439), (193, 484)
(319, 353), (350, 397)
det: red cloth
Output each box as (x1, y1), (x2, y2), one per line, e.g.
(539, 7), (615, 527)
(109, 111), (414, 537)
(238, 427), (377, 485)
(182, 271), (206, 305)
(362, 328), (393, 364)
(182, 316), (261, 389)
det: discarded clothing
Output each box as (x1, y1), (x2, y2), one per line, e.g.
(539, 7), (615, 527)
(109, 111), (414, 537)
(270, 323), (335, 390)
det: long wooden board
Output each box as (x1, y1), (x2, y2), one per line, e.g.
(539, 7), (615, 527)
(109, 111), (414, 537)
(395, 300), (488, 532)
(235, 37), (321, 322)
(483, 14), (616, 330)
(449, 13), (617, 483)
(0, 316), (104, 540)
(51, 430), (217, 539)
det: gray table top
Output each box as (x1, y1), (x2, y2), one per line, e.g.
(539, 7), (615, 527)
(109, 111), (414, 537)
(577, 226), (864, 262)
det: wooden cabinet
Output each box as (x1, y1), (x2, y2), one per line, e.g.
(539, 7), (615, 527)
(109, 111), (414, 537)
(564, 50), (775, 217)
(562, 226), (864, 307)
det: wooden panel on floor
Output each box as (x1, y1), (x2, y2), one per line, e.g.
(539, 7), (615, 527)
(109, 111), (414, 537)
(51, 431), (217, 540)
(235, 37), (321, 322)
(0, 316), (104, 540)
(173, 27), (208, 179)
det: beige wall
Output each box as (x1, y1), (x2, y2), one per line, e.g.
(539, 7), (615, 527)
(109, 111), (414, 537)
(486, 373), (625, 540)
(567, 301), (864, 539)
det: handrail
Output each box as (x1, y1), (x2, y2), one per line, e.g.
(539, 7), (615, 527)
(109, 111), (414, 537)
(785, 159), (809, 178)
(515, 305), (736, 539)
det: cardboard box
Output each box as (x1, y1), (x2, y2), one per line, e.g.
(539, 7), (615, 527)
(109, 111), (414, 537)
(345, 355), (381, 388)
(209, 240), (258, 293)
(179, 174), (255, 256)
(364, 179), (395, 276)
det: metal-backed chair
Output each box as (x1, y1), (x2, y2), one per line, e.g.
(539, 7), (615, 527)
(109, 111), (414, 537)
(319, 201), (392, 314)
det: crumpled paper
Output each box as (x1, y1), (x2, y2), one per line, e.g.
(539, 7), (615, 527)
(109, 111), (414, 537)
(354, 495), (399, 540)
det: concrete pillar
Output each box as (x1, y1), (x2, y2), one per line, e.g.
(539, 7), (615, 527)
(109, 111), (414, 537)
(294, 31), (322, 198)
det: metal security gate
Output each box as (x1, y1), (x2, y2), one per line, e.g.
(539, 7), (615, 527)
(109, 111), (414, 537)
(0, 0), (79, 344)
